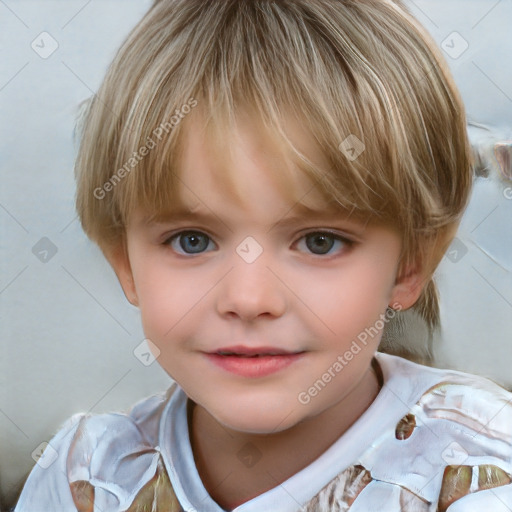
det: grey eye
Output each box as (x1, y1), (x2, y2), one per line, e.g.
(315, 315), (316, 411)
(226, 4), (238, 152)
(166, 231), (213, 254)
(305, 233), (336, 254)
(296, 231), (352, 256)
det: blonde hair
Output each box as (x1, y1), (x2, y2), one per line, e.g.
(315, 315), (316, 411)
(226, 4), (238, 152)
(75, 0), (473, 353)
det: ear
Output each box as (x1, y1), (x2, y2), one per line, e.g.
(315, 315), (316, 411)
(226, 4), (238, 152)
(104, 243), (139, 307)
(388, 262), (427, 311)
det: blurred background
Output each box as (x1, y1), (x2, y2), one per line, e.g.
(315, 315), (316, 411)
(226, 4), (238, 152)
(1, 0), (511, 509)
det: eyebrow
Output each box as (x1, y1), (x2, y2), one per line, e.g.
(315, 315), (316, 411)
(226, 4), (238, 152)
(147, 203), (362, 232)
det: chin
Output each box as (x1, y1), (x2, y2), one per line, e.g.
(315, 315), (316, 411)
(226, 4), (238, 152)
(209, 399), (303, 434)
(218, 414), (294, 434)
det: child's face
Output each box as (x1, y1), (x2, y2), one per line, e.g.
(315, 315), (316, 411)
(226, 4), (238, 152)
(113, 110), (417, 434)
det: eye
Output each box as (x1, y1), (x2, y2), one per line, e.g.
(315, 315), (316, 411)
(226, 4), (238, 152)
(163, 229), (353, 257)
(164, 230), (215, 255)
(295, 231), (353, 256)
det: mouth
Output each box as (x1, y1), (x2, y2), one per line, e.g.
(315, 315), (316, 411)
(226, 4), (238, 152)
(212, 345), (301, 357)
(205, 346), (306, 377)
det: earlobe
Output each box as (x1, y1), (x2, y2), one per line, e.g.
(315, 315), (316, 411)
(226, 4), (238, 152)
(105, 243), (139, 307)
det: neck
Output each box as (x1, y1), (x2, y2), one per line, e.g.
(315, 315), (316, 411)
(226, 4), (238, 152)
(189, 361), (382, 510)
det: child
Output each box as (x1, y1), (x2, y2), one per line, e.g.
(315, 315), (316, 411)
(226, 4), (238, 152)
(15, 0), (512, 510)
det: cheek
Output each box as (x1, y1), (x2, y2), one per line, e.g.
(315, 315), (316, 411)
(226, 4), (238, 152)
(292, 260), (396, 335)
(133, 259), (212, 341)
(130, 255), (178, 335)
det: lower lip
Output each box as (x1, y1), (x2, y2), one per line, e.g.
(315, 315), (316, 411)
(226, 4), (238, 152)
(206, 353), (305, 377)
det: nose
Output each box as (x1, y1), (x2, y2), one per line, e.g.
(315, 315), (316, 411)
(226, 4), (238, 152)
(216, 250), (287, 321)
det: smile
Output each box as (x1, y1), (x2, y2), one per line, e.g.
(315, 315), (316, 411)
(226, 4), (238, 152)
(206, 346), (306, 377)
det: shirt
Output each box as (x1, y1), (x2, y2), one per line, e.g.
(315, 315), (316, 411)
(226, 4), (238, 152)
(15, 353), (512, 511)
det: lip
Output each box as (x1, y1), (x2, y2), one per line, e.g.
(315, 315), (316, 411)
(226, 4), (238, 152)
(205, 345), (306, 377)
(213, 345), (298, 356)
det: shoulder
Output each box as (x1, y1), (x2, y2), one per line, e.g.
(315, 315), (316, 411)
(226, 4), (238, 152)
(67, 385), (175, 459)
(68, 386), (178, 504)
(366, 354), (512, 509)
(378, 352), (512, 434)
(17, 385), (181, 512)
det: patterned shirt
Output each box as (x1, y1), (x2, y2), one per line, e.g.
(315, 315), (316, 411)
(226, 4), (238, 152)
(15, 353), (512, 511)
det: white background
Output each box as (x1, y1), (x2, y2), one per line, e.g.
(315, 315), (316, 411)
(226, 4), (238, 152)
(1, 0), (511, 509)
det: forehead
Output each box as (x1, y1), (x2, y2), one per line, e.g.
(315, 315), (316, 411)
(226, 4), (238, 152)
(168, 106), (341, 213)
(127, 102), (380, 232)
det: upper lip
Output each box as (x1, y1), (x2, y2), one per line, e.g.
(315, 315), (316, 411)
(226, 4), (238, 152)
(209, 345), (302, 356)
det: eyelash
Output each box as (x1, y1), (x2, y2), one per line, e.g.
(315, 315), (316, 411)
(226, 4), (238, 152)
(162, 229), (355, 258)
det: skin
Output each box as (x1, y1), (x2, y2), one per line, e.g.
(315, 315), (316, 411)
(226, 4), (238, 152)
(108, 109), (425, 510)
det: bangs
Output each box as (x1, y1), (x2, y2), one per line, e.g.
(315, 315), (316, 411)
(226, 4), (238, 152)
(105, 0), (426, 233)
(76, 0), (471, 266)
(117, 101), (384, 228)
